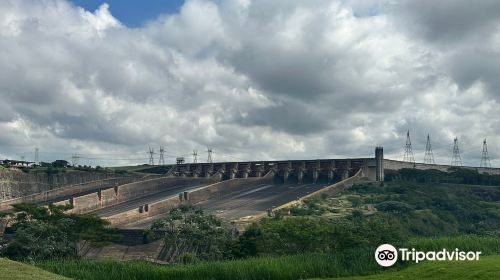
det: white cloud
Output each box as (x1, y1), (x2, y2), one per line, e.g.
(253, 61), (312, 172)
(0, 0), (498, 167)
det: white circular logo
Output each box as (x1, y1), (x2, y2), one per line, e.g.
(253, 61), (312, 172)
(375, 244), (398, 267)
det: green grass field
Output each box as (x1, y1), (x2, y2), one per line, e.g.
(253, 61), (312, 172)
(36, 251), (381, 280)
(33, 236), (500, 280)
(0, 258), (69, 280)
(318, 255), (500, 280)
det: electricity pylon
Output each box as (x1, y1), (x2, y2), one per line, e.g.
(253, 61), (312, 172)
(480, 139), (491, 168)
(158, 146), (165, 165)
(424, 134), (435, 164)
(403, 130), (415, 163)
(451, 137), (462, 167)
(192, 150), (198, 163)
(207, 147), (213, 163)
(148, 147), (155, 165)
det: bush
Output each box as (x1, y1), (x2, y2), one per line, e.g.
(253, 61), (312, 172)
(0, 203), (117, 261)
(376, 201), (414, 213)
(149, 205), (235, 262)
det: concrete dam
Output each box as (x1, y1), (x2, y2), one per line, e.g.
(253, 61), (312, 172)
(3, 146), (500, 261)
(2, 146), (500, 229)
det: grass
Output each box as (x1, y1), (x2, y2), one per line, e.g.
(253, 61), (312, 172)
(405, 235), (500, 254)
(35, 236), (500, 280)
(0, 258), (69, 280)
(36, 250), (384, 280)
(316, 255), (500, 280)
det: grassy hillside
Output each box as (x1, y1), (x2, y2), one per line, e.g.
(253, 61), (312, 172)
(36, 251), (379, 280)
(0, 258), (69, 280)
(318, 255), (500, 280)
(35, 236), (500, 280)
(292, 180), (500, 236)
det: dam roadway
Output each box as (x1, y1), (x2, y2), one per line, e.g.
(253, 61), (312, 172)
(108, 180), (329, 229)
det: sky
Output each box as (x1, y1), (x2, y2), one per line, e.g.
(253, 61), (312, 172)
(0, 0), (499, 167)
(69, 0), (185, 27)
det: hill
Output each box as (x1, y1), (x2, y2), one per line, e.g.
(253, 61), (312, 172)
(0, 258), (69, 280)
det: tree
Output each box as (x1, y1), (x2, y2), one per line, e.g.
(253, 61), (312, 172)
(149, 205), (235, 262)
(51, 160), (70, 168)
(0, 203), (116, 261)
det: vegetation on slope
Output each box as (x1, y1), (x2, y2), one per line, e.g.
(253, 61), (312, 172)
(0, 203), (116, 261)
(0, 258), (69, 280)
(35, 236), (500, 280)
(320, 255), (500, 280)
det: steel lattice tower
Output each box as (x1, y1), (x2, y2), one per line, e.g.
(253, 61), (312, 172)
(34, 148), (39, 164)
(403, 130), (415, 163)
(148, 147), (155, 165)
(451, 137), (462, 166)
(480, 139), (491, 168)
(207, 147), (213, 163)
(192, 150), (198, 163)
(158, 146), (165, 165)
(71, 153), (79, 166)
(424, 134), (435, 164)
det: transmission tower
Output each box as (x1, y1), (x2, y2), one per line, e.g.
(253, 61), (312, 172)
(192, 149), (198, 163)
(480, 139), (491, 168)
(71, 153), (80, 166)
(402, 130), (415, 163)
(451, 137), (462, 166)
(207, 147), (213, 163)
(424, 134), (435, 164)
(158, 146), (165, 165)
(34, 148), (39, 164)
(148, 147), (155, 165)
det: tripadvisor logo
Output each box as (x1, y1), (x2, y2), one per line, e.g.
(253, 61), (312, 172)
(375, 244), (482, 267)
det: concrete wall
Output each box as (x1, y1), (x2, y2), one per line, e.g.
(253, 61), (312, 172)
(116, 177), (207, 200)
(104, 174), (276, 226)
(187, 174), (275, 204)
(384, 159), (500, 175)
(0, 176), (137, 212)
(104, 196), (181, 226)
(72, 192), (101, 213)
(69, 177), (217, 214)
(0, 169), (125, 201)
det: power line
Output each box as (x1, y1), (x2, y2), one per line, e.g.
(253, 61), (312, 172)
(402, 130), (415, 164)
(423, 134), (435, 164)
(158, 146), (165, 165)
(148, 147), (155, 165)
(71, 153), (80, 166)
(192, 149), (198, 163)
(34, 148), (39, 164)
(451, 137), (462, 167)
(207, 147), (213, 163)
(480, 139), (491, 168)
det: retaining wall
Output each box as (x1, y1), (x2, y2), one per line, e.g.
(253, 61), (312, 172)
(0, 169), (126, 201)
(104, 196), (181, 226)
(69, 177), (217, 214)
(187, 172), (275, 204)
(0, 176), (138, 212)
(104, 174), (275, 226)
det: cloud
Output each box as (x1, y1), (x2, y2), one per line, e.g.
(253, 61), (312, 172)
(0, 0), (499, 167)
